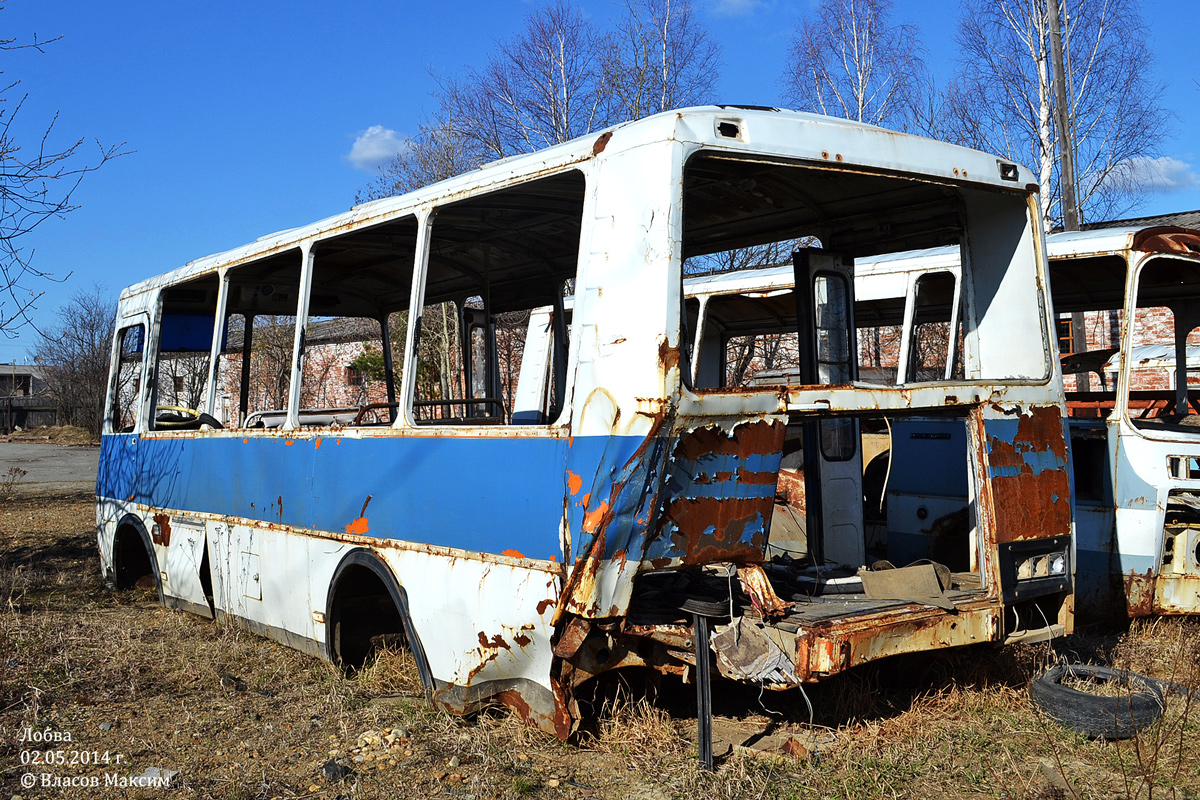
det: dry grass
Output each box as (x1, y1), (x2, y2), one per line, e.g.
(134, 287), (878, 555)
(355, 644), (426, 699)
(1060, 672), (1131, 697)
(1, 492), (1198, 799)
(592, 693), (684, 764)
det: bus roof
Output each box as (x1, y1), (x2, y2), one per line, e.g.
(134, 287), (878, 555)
(120, 106), (1039, 302)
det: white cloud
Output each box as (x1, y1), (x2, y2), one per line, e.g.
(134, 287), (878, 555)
(1106, 156), (1199, 194)
(346, 125), (407, 172)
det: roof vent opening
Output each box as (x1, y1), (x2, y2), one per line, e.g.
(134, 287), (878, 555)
(998, 161), (1020, 181)
(717, 120), (741, 139)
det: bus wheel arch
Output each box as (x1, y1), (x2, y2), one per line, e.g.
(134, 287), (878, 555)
(325, 549), (434, 697)
(112, 515), (163, 603)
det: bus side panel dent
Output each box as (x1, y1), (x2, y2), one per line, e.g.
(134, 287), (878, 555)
(984, 405), (1071, 543)
(380, 548), (573, 737)
(558, 418), (785, 620)
(559, 415), (671, 620)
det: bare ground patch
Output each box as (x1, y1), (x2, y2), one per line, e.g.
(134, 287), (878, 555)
(1, 495), (1197, 799)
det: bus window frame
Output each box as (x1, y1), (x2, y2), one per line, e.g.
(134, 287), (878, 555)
(397, 172), (588, 432)
(105, 315), (152, 435)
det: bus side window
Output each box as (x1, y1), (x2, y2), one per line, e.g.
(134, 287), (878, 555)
(152, 274), (221, 431)
(295, 217), (418, 428)
(109, 324), (146, 433)
(907, 270), (964, 382)
(220, 249), (304, 429)
(413, 171), (583, 425)
(216, 312), (247, 427)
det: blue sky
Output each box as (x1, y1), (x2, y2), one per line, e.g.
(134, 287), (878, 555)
(2, 0), (1197, 362)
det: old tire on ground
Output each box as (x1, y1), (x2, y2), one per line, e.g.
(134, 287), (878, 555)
(1030, 664), (1164, 740)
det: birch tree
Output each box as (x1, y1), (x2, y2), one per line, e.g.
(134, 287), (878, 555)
(947, 0), (1168, 228)
(359, 0), (720, 202)
(441, 0), (609, 160)
(782, 0), (928, 130)
(603, 0), (720, 121)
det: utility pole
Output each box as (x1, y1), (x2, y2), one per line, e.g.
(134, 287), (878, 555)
(1047, 0), (1089, 389)
(1047, 0), (1079, 232)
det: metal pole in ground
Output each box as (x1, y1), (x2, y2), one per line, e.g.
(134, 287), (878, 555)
(692, 613), (713, 771)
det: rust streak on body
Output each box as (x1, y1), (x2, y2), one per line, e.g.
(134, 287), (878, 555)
(151, 513), (171, 546)
(1124, 569), (1156, 617)
(478, 631), (511, 651)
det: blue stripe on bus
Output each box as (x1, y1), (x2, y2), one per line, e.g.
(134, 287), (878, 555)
(98, 432), (642, 562)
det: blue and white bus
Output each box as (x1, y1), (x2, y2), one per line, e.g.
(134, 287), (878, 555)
(97, 106), (1072, 742)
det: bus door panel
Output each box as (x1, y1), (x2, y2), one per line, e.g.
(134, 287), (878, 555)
(211, 523), (265, 621)
(161, 515), (213, 618)
(794, 250), (865, 567)
(886, 418), (971, 570)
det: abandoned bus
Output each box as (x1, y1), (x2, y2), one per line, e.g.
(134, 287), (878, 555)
(1049, 225), (1200, 618)
(97, 107), (1071, 742)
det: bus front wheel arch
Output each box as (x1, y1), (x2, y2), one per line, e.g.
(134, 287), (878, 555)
(112, 517), (163, 603)
(325, 550), (433, 695)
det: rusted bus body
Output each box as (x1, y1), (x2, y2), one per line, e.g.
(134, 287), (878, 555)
(1049, 226), (1200, 618)
(97, 107), (1066, 739)
(669, 252), (1073, 684)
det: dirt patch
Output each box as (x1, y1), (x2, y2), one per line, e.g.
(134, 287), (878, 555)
(5, 425), (97, 446)
(0, 494), (1197, 799)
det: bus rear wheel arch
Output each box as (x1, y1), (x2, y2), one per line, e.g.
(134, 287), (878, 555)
(325, 550), (433, 694)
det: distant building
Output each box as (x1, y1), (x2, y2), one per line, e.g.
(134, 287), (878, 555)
(0, 363), (57, 432)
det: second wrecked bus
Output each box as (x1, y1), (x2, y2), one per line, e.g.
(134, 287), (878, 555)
(834, 224), (1200, 622)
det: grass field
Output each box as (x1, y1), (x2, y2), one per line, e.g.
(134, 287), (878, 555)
(1, 490), (1197, 799)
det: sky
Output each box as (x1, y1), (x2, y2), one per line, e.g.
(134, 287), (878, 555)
(2, 0), (1197, 363)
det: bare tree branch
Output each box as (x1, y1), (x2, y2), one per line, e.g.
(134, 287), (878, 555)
(603, 0), (720, 121)
(358, 0), (720, 203)
(33, 284), (113, 435)
(0, 5), (125, 335)
(782, 0), (928, 130)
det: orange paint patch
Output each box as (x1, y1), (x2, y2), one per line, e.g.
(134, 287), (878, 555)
(502, 548), (527, 559)
(346, 517), (369, 535)
(315, 438), (322, 450)
(567, 471), (583, 495)
(579, 492), (591, 508)
(285, 440), (295, 446)
(582, 500), (610, 534)
(243, 438), (249, 444)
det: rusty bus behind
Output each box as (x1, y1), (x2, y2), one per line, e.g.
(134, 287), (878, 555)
(1049, 226), (1200, 618)
(97, 107), (1070, 741)
(848, 225), (1200, 620)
